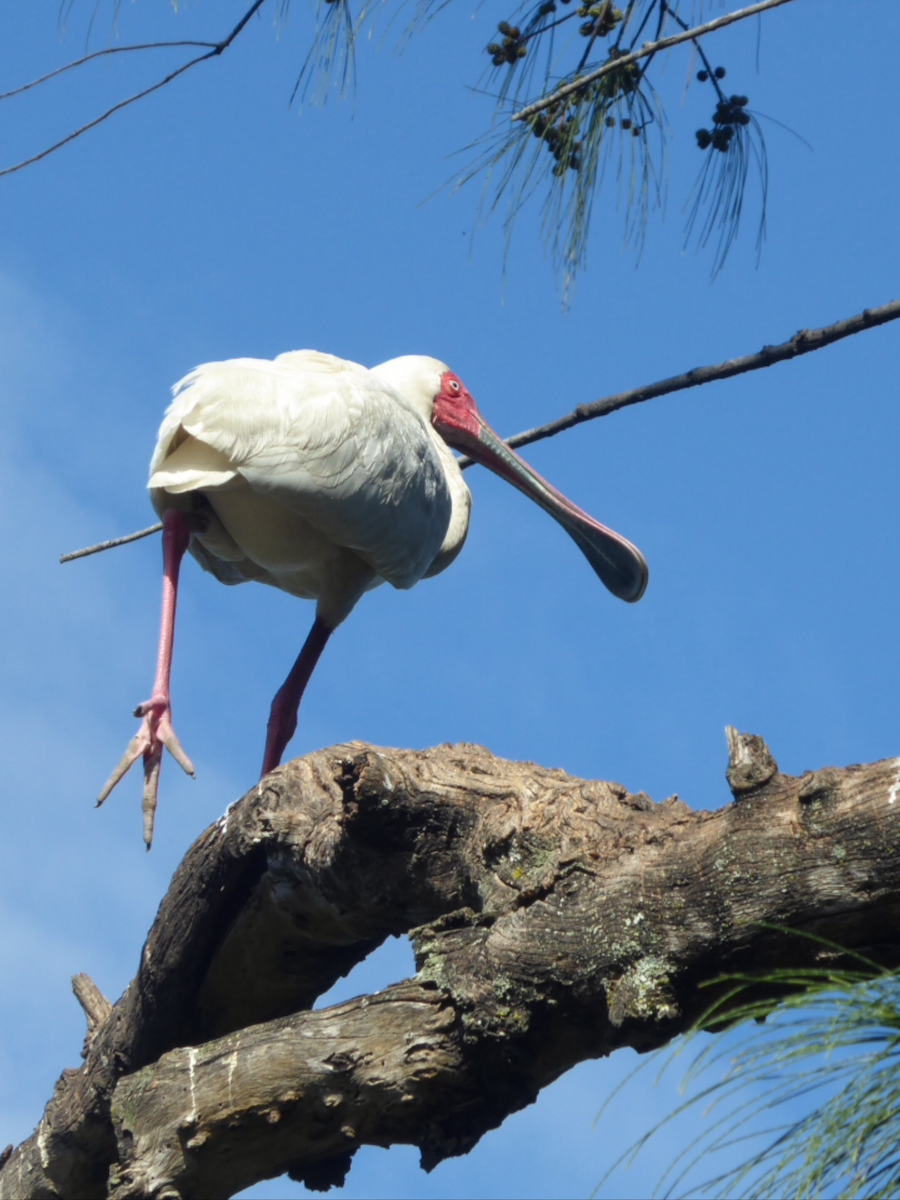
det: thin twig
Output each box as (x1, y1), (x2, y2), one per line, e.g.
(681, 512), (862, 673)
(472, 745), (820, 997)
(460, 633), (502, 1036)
(475, 297), (900, 459)
(59, 298), (900, 558)
(0, 42), (220, 103)
(0, 0), (267, 179)
(60, 524), (163, 563)
(512, 0), (800, 124)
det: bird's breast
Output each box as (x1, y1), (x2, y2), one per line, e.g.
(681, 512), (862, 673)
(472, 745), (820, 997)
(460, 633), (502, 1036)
(201, 481), (357, 599)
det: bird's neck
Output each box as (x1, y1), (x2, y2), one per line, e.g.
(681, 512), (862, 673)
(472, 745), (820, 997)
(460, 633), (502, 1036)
(423, 431), (472, 579)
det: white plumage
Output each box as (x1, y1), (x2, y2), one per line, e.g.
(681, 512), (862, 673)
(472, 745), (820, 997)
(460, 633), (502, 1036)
(99, 350), (647, 846)
(148, 352), (471, 625)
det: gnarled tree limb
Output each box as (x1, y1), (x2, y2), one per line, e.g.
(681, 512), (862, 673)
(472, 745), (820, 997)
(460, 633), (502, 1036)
(3, 736), (900, 1198)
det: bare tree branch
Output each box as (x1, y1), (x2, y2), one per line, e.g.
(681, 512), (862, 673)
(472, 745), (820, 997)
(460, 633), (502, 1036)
(511, 0), (802, 125)
(2, 737), (900, 1198)
(492, 295), (900, 456)
(59, 524), (164, 564)
(0, 0), (268, 179)
(57, 297), (900, 563)
(0, 42), (219, 103)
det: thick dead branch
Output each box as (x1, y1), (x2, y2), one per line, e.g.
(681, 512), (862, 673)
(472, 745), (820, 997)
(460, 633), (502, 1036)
(3, 737), (900, 1198)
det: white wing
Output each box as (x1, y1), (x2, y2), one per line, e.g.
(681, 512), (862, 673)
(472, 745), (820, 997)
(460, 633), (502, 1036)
(149, 352), (453, 589)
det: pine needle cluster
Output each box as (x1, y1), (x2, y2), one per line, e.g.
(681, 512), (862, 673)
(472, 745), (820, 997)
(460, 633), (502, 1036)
(6, 1), (791, 290)
(601, 936), (900, 1199)
(285, 0), (774, 293)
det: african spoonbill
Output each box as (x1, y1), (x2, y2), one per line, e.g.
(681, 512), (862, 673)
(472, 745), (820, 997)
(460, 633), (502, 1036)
(98, 352), (648, 845)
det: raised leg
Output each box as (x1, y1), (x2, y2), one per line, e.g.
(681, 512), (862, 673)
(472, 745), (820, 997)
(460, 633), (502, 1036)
(261, 616), (333, 778)
(97, 508), (195, 848)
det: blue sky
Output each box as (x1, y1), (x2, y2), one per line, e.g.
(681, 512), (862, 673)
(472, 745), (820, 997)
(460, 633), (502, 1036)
(0, 2), (898, 1196)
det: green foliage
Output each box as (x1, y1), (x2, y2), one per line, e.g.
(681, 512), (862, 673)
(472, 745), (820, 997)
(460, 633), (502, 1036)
(453, 59), (668, 300)
(25, 2), (782, 292)
(285, 0), (773, 293)
(686, 91), (768, 277)
(601, 936), (900, 1199)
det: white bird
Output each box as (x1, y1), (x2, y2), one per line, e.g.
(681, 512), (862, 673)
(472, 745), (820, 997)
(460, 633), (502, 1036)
(98, 351), (648, 846)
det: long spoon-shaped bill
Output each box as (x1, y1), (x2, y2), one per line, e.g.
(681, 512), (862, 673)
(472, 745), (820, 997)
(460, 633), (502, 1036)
(434, 380), (648, 603)
(470, 421), (647, 602)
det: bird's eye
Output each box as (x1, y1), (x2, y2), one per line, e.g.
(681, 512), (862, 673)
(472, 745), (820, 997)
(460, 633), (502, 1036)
(449, 379), (460, 394)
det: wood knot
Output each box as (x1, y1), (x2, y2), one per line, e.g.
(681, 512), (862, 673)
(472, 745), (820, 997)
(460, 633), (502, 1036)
(335, 756), (365, 804)
(605, 956), (680, 1028)
(725, 727), (778, 798)
(622, 790), (654, 812)
(798, 768), (842, 805)
(416, 907), (489, 936)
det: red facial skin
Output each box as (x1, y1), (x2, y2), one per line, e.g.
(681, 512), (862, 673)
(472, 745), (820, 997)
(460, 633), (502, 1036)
(432, 370), (534, 494)
(431, 369), (649, 605)
(432, 371), (484, 450)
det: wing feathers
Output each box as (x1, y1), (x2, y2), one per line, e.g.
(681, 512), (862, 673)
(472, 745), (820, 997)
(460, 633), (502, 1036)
(148, 434), (238, 493)
(149, 354), (453, 590)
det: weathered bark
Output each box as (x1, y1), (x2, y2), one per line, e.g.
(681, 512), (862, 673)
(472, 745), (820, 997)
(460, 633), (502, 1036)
(3, 733), (900, 1199)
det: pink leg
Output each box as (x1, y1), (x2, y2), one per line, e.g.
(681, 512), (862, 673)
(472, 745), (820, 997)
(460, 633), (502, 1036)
(98, 509), (195, 848)
(261, 616), (333, 778)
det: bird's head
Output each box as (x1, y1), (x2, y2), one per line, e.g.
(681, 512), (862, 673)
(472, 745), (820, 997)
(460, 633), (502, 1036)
(431, 370), (483, 448)
(371, 354), (649, 604)
(367, 355), (489, 448)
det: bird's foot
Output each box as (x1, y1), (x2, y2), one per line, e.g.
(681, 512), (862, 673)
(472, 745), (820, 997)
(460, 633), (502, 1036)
(97, 695), (195, 848)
